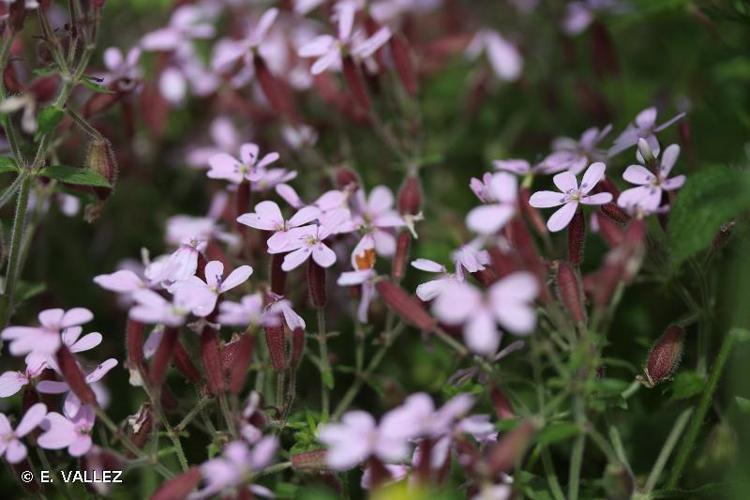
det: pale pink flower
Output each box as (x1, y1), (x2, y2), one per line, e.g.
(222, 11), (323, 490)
(361, 463), (409, 490)
(297, 2), (392, 75)
(140, 5), (216, 52)
(433, 273), (539, 354)
(609, 106), (685, 157)
(237, 201), (320, 252)
(0, 354), (46, 397)
(528, 162), (612, 232)
(93, 269), (150, 296)
(562, 0), (625, 35)
(187, 117), (244, 168)
(337, 269), (377, 322)
(41, 326), (103, 373)
(37, 359), (118, 416)
(543, 125), (611, 175)
(37, 405), (95, 457)
(271, 209), (351, 271)
(411, 258), (458, 301)
(193, 438), (278, 499)
(128, 290), (189, 327)
(617, 142), (685, 214)
(212, 8), (278, 72)
(0, 403), (47, 464)
(1, 308), (94, 356)
(169, 261), (253, 318)
(265, 294), (306, 330)
(352, 186), (404, 257)
(208, 144), (280, 184)
(100, 47), (142, 90)
(466, 172), (518, 235)
(465, 30), (523, 81)
(218, 293), (266, 327)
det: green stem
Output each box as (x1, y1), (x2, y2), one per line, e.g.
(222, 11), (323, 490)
(645, 408), (693, 493)
(0, 174), (32, 327)
(541, 447), (566, 500)
(316, 307), (331, 420)
(220, 392), (238, 438)
(666, 330), (736, 489)
(175, 395), (213, 432)
(568, 395), (586, 500)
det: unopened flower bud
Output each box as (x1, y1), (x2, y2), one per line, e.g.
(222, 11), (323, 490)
(83, 446), (123, 496)
(520, 187), (549, 238)
(57, 345), (97, 406)
(342, 56), (371, 111)
(253, 54), (297, 120)
(335, 167), (361, 191)
(126, 404), (153, 452)
(307, 260), (327, 308)
(490, 386), (515, 420)
(151, 467), (201, 500)
(200, 327), (225, 395)
(392, 231), (411, 280)
(397, 175), (422, 216)
(86, 138), (118, 201)
(595, 212), (624, 248)
(173, 340), (201, 384)
(590, 20), (619, 78)
(290, 327), (306, 369)
(126, 318), (145, 370)
(638, 325), (685, 388)
(270, 254), (286, 295)
(637, 138), (656, 167)
(291, 449), (328, 471)
(556, 261), (587, 325)
(376, 279), (436, 331)
(264, 323), (287, 371)
(229, 333), (255, 395)
(149, 327), (179, 388)
(488, 420), (536, 474)
(568, 208), (586, 265)
(390, 34), (418, 96)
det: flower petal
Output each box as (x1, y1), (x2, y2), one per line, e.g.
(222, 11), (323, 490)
(546, 202), (578, 232)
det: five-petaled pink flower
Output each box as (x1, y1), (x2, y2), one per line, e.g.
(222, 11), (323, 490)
(212, 8), (278, 72)
(271, 209), (350, 271)
(617, 141), (685, 214)
(170, 261), (253, 318)
(432, 273), (539, 354)
(208, 143), (280, 184)
(1, 308), (94, 356)
(0, 403), (47, 464)
(609, 106), (685, 157)
(237, 200), (320, 252)
(528, 162), (612, 232)
(466, 172), (518, 235)
(543, 125), (611, 174)
(38, 405), (96, 457)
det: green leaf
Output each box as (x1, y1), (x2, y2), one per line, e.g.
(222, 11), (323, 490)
(0, 174), (24, 210)
(730, 327), (750, 343)
(36, 106), (65, 135)
(670, 371), (705, 400)
(0, 156), (19, 174)
(16, 281), (46, 303)
(80, 77), (115, 94)
(535, 422), (580, 445)
(735, 397), (750, 414)
(322, 369), (334, 389)
(668, 165), (750, 270)
(38, 165), (111, 187)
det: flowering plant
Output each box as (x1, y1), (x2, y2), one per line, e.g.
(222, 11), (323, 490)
(1, 1), (750, 499)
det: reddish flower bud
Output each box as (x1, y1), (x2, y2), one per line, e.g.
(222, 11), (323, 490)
(290, 327), (306, 369)
(83, 446), (123, 496)
(291, 449), (328, 471)
(127, 404), (153, 452)
(335, 167), (361, 191)
(200, 327), (225, 395)
(236, 181), (251, 234)
(342, 56), (371, 111)
(556, 261), (587, 325)
(149, 327), (179, 388)
(83, 91), (124, 118)
(151, 467), (201, 500)
(9, 0), (27, 32)
(270, 253), (286, 295)
(505, 217), (552, 303)
(520, 187), (549, 238)
(600, 202), (630, 224)
(390, 34), (418, 96)
(57, 345), (97, 406)
(264, 324), (287, 371)
(568, 208), (586, 266)
(376, 279), (436, 331)
(638, 325), (685, 388)
(488, 245), (518, 280)
(397, 175), (422, 215)
(173, 340), (201, 384)
(229, 333), (255, 395)
(307, 260), (327, 308)
(488, 420), (536, 474)
(490, 386), (515, 420)
(253, 54), (297, 120)
(126, 318), (145, 370)
(366, 456), (393, 490)
(595, 212), (624, 248)
(590, 20), (619, 78)
(86, 138), (118, 201)
(392, 231), (411, 280)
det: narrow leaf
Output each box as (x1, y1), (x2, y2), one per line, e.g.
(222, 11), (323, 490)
(38, 165), (111, 187)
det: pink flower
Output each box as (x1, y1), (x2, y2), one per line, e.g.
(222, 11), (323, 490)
(318, 409), (418, 470)
(128, 290), (189, 327)
(0, 354), (46, 397)
(218, 293), (265, 327)
(271, 209), (351, 271)
(432, 273), (539, 354)
(297, 2), (392, 75)
(609, 106), (685, 157)
(140, 5), (216, 52)
(100, 47), (142, 90)
(1, 308), (94, 356)
(265, 294), (306, 330)
(337, 269), (377, 322)
(466, 172), (518, 235)
(237, 201), (320, 252)
(93, 269), (149, 296)
(528, 162), (612, 232)
(543, 125), (611, 175)
(208, 144), (280, 184)
(411, 258), (458, 301)
(352, 186), (404, 257)
(37, 359), (118, 416)
(194, 438), (278, 498)
(212, 8), (278, 72)
(0, 403), (47, 464)
(187, 117), (244, 168)
(37, 405), (95, 457)
(617, 142), (685, 214)
(465, 30), (523, 81)
(169, 261), (253, 317)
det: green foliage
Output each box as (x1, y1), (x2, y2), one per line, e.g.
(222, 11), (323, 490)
(38, 165), (112, 187)
(35, 106), (65, 136)
(0, 156), (18, 173)
(667, 165), (750, 270)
